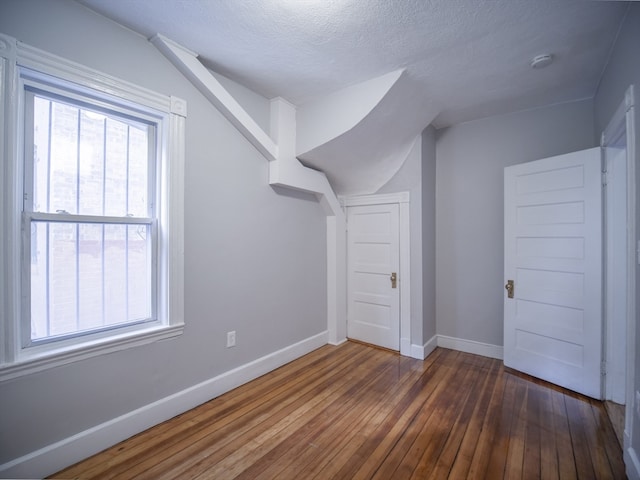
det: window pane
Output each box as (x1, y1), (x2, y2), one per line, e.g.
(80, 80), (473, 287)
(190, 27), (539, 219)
(104, 120), (128, 217)
(127, 127), (149, 217)
(32, 97), (51, 214)
(32, 95), (150, 217)
(49, 101), (79, 214)
(127, 224), (152, 320)
(30, 221), (152, 341)
(78, 111), (106, 216)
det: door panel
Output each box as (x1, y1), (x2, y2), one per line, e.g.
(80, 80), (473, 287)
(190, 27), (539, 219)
(347, 204), (400, 350)
(504, 147), (602, 399)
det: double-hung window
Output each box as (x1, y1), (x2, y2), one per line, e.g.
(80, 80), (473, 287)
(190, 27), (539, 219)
(24, 77), (157, 343)
(0, 35), (186, 379)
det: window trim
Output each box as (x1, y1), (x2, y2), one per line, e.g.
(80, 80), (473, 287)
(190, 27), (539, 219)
(21, 84), (159, 347)
(0, 33), (186, 382)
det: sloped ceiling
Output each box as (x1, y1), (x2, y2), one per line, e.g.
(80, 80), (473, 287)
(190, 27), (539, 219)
(78, 0), (630, 194)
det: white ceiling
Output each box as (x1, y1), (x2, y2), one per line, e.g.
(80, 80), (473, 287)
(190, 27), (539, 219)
(79, 0), (628, 127)
(77, 0), (629, 193)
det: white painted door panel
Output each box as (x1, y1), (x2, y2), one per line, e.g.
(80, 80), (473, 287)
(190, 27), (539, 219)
(504, 147), (602, 399)
(347, 204), (400, 350)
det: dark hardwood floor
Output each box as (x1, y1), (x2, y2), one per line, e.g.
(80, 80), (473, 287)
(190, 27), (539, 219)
(53, 342), (626, 479)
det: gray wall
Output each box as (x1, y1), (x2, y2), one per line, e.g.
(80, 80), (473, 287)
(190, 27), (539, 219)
(0, 0), (326, 465)
(421, 126), (437, 342)
(376, 137), (424, 344)
(435, 99), (596, 346)
(593, 2), (640, 465)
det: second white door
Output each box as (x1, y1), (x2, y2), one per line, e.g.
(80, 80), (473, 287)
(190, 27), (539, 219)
(347, 203), (400, 350)
(504, 147), (602, 398)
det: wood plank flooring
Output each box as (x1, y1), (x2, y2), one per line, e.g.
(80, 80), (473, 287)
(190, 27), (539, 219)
(52, 342), (626, 479)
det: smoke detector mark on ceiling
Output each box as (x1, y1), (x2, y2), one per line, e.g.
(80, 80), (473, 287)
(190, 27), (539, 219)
(530, 54), (554, 69)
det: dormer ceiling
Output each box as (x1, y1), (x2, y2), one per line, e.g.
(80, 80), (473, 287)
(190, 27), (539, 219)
(77, 0), (629, 194)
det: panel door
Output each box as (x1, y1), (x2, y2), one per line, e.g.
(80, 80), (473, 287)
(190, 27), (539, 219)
(504, 147), (602, 398)
(347, 204), (400, 350)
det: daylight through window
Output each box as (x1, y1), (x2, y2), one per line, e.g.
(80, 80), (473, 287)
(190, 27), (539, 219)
(23, 85), (158, 345)
(0, 37), (185, 379)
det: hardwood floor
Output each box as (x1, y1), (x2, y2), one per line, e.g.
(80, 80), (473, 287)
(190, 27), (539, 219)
(605, 400), (625, 448)
(53, 342), (626, 479)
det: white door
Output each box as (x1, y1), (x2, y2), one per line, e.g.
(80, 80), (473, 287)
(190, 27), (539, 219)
(347, 203), (400, 350)
(504, 147), (602, 399)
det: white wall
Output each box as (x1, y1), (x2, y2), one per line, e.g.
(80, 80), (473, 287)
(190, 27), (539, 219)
(594, 4), (640, 477)
(211, 70), (271, 134)
(0, 0), (327, 471)
(435, 99), (596, 347)
(376, 136), (424, 344)
(421, 126), (437, 342)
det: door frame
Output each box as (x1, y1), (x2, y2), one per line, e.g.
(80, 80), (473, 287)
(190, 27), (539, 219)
(602, 85), (637, 456)
(603, 137), (628, 404)
(342, 192), (411, 357)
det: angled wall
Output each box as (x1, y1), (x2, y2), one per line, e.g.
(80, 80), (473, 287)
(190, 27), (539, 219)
(298, 72), (439, 195)
(421, 126), (437, 344)
(375, 135), (424, 347)
(0, 0), (327, 475)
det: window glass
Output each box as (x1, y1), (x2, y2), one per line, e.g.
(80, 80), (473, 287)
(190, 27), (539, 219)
(27, 93), (155, 343)
(32, 96), (150, 217)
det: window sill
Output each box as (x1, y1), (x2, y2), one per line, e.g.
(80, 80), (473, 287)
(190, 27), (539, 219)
(0, 323), (184, 382)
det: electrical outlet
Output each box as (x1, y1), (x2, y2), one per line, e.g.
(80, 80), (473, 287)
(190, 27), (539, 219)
(226, 331), (236, 348)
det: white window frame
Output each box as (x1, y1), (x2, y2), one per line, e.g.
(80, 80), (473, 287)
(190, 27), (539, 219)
(0, 33), (186, 381)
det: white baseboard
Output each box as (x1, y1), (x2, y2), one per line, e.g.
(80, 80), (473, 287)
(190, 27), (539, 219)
(423, 335), (438, 358)
(626, 444), (640, 480)
(410, 335), (437, 360)
(328, 337), (348, 347)
(0, 331), (329, 479)
(436, 335), (503, 360)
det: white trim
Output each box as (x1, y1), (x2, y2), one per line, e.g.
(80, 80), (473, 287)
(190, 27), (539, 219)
(16, 41), (171, 114)
(436, 335), (504, 360)
(411, 335), (438, 360)
(266, 98), (346, 345)
(151, 37), (347, 349)
(626, 444), (640, 480)
(0, 331), (328, 479)
(343, 192), (411, 356)
(340, 191), (410, 207)
(0, 324), (184, 382)
(399, 200), (411, 356)
(624, 85), (637, 471)
(423, 335), (438, 358)
(166, 97), (186, 331)
(601, 85), (636, 410)
(150, 34), (277, 161)
(327, 337), (348, 347)
(0, 33), (186, 380)
(603, 85), (637, 469)
(0, 33), (19, 377)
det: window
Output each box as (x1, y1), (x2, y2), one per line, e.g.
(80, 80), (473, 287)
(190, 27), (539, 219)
(25, 85), (157, 344)
(0, 35), (186, 379)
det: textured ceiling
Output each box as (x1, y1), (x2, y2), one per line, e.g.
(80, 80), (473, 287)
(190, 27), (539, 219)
(78, 0), (628, 128)
(77, 0), (629, 194)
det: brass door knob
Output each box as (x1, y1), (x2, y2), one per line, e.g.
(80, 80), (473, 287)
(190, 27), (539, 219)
(505, 280), (514, 299)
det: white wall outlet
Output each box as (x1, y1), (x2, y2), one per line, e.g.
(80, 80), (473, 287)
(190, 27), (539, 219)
(226, 331), (236, 348)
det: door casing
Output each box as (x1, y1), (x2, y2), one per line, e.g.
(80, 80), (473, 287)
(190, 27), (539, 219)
(342, 192), (411, 357)
(602, 85), (637, 458)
